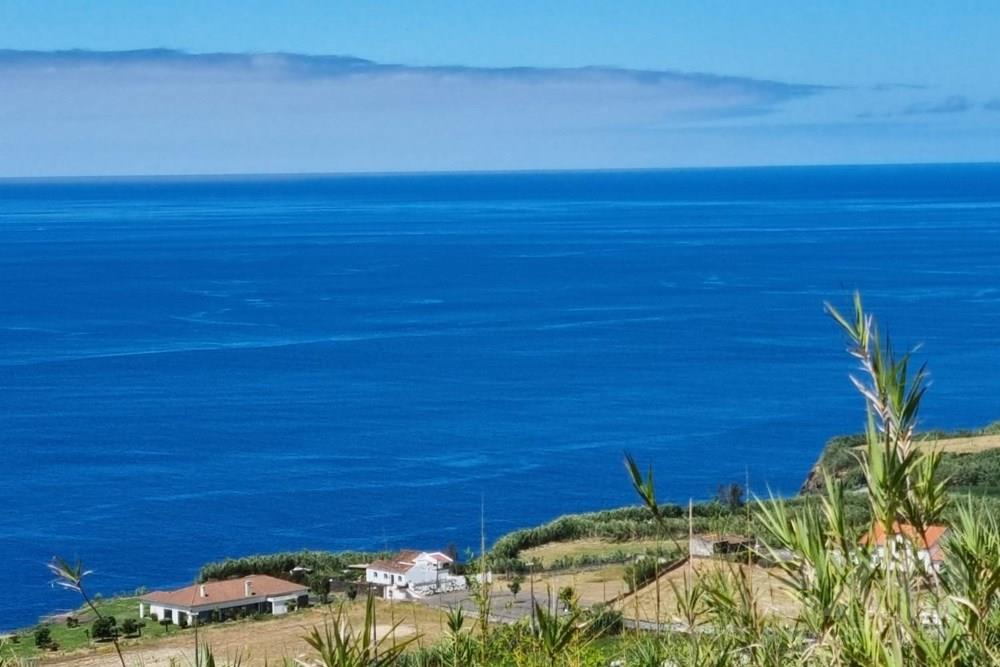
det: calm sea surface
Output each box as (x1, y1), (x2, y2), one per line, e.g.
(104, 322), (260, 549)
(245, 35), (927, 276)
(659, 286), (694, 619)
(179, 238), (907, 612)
(3, 165), (1000, 629)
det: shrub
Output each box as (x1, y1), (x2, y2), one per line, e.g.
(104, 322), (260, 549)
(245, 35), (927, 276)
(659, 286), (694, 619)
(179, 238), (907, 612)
(34, 627), (52, 648)
(586, 604), (624, 637)
(91, 616), (117, 641)
(119, 618), (141, 637)
(177, 614), (188, 629)
(198, 550), (388, 583)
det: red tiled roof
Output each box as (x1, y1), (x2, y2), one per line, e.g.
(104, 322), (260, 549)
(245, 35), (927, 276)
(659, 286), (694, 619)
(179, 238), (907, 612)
(142, 575), (308, 608)
(861, 523), (949, 561)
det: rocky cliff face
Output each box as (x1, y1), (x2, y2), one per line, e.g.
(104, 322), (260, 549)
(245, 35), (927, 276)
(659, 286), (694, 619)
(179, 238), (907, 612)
(799, 433), (868, 495)
(799, 461), (826, 494)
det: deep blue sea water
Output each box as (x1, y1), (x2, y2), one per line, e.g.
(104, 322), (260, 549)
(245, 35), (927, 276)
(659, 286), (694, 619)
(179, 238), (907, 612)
(2, 164), (1000, 630)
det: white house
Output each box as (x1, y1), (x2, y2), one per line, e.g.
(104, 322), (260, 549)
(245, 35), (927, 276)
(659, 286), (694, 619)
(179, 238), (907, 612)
(365, 550), (465, 599)
(139, 575), (309, 626)
(862, 522), (949, 574)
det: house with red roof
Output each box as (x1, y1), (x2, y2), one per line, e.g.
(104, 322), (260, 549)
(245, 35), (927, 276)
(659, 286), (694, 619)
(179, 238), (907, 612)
(861, 522), (949, 573)
(365, 550), (464, 599)
(139, 574), (309, 626)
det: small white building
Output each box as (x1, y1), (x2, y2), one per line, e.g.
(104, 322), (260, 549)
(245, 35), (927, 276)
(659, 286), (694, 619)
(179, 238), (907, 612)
(689, 533), (755, 558)
(365, 550), (464, 599)
(139, 575), (309, 626)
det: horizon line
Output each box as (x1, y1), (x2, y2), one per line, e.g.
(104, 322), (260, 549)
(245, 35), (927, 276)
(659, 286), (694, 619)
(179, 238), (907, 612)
(2, 159), (998, 184)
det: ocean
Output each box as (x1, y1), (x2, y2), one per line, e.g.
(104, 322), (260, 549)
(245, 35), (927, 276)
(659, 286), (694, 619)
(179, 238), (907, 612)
(2, 164), (1000, 630)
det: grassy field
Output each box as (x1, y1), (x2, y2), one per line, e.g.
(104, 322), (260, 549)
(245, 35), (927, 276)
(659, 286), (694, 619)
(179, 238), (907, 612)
(5, 596), (176, 659)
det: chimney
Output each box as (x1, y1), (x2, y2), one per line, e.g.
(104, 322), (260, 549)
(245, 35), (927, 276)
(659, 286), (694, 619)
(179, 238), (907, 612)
(199, 585), (207, 598)
(244, 580), (254, 597)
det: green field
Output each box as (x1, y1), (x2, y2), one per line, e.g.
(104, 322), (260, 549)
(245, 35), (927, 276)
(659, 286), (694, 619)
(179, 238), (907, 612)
(5, 595), (189, 659)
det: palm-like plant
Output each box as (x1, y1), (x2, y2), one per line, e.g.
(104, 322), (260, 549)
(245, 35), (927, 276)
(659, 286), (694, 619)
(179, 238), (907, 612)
(47, 557), (127, 667)
(531, 598), (590, 664)
(624, 453), (667, 629)
(302, 593), (414, 667)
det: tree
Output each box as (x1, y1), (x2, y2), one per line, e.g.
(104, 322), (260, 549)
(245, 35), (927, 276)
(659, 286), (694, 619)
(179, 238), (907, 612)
(507, 575), (523, 599)
(91, 616), (117, 641)
(34, 627), (52, 649)
(309, 573), (331, 604)
(716, 482), (745, 510)
(119, 618), (141, 638)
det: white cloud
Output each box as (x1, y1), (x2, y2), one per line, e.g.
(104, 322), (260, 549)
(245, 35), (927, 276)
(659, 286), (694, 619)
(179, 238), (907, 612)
(0, 50), (826, 176)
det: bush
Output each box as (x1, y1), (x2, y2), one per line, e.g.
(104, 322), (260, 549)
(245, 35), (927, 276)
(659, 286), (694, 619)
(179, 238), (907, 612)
(120, 618), (141, 637)
(939, 450), (1000, 490)
(586, 604), (624, 637)
(623, 556), (685, 592)
(34, 627), (52, 648)
(91, 616), (117, 641)
(177, 614), (188, 629)
(198, 550), (388, 583)
(65, 616), (79, 628)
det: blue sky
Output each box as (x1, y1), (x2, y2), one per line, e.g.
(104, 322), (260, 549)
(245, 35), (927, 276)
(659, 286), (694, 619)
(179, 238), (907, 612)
(1, 1), (999, 176)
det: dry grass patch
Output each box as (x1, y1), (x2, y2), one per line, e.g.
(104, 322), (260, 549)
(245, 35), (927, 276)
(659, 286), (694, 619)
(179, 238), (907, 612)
(40, 600), (448, 667)
(616, 559), (799, 624)
(493, 563), (630, 608)
(919, 433), (1000, 454)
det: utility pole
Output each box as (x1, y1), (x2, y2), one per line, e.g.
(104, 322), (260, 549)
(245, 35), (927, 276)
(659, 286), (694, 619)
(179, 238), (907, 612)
(529, 560), (536, 632)
(687, 498), (694, 585)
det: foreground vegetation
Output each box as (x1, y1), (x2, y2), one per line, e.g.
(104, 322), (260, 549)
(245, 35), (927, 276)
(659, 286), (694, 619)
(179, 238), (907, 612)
(397, 294), (1000, 665)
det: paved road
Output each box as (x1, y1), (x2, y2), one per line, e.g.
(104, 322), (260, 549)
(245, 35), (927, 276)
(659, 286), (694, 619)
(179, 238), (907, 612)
(416, 588), (573, 624)
(416, 588), (688, 634)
